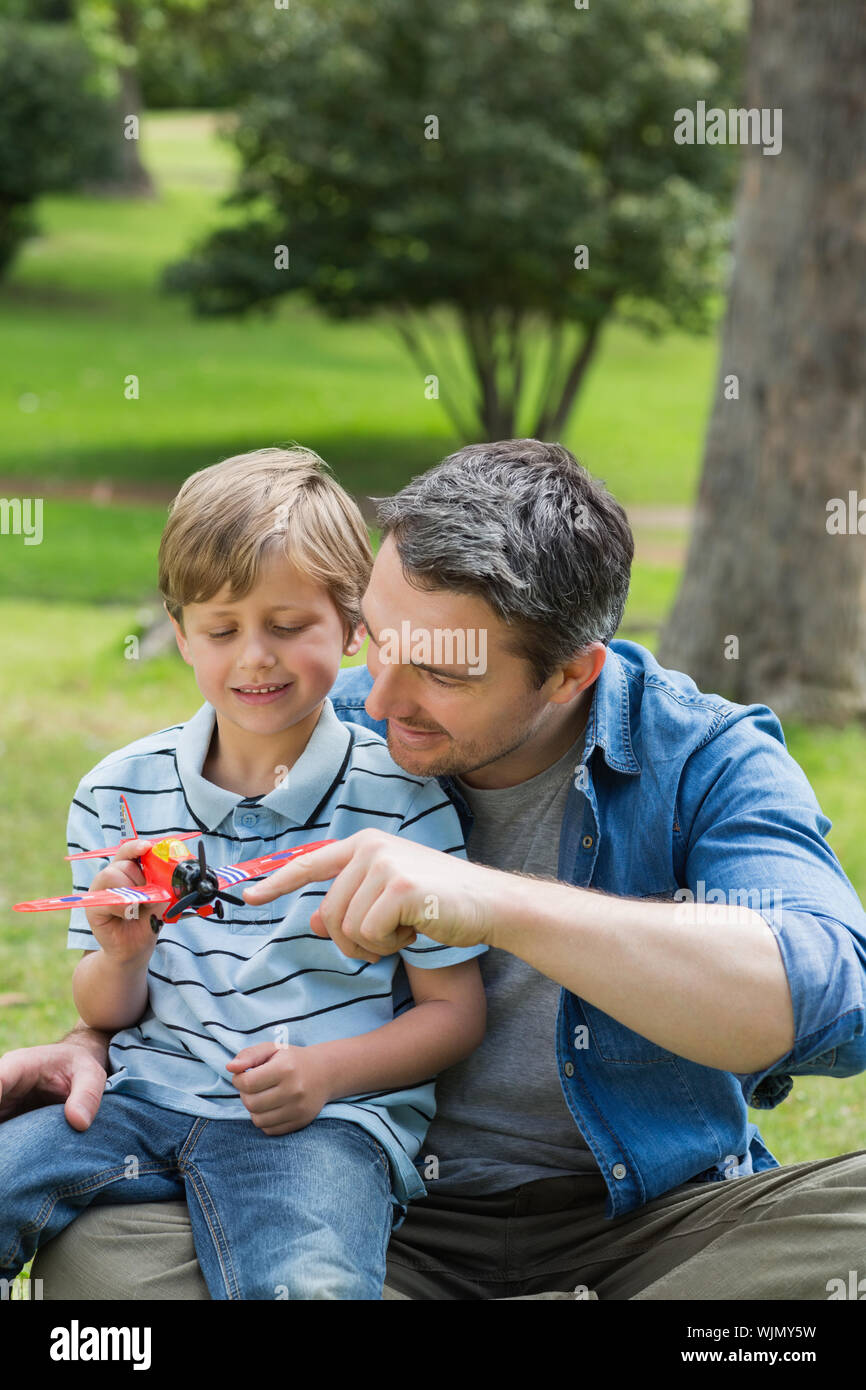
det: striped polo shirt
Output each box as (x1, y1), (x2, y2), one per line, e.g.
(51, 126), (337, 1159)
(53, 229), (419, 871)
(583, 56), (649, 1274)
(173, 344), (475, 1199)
(65, 698), (486, 1204)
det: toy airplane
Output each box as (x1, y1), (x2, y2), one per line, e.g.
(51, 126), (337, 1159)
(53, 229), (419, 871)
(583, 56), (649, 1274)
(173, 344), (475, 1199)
(14, 795), (334, 924)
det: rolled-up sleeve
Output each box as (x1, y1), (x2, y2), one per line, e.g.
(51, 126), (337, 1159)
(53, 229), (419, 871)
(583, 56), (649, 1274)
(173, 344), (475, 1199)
(677, 704), (866, 1108)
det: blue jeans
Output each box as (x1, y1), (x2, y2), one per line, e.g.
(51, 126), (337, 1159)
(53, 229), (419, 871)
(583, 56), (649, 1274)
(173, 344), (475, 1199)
(0, 1094), (400, 1299)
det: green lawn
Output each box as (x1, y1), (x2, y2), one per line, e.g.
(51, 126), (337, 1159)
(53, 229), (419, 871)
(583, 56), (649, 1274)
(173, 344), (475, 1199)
(0, 497), (168, 603)
(0, 112), (718, 503)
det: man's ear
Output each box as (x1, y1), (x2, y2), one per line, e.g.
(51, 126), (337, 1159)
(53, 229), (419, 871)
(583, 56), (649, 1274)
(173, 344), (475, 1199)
(547, 641), (607, 706)
(166, 605), (193, 667)
(344, 621), (366, 658)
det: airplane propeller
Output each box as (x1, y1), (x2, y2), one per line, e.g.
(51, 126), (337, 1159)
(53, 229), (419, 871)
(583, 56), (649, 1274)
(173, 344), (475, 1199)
(164, 840), (247, 924)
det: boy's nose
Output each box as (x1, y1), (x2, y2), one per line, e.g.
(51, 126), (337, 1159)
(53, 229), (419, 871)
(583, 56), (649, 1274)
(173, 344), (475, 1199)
(237, 642), (278, 672)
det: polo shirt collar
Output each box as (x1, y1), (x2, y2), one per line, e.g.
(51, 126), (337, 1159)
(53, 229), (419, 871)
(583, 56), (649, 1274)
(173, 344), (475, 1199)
(175, 698), (353, 832)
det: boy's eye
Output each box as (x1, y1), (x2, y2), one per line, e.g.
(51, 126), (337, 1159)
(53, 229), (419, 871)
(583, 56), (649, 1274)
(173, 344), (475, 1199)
(207, 626), (303, 638)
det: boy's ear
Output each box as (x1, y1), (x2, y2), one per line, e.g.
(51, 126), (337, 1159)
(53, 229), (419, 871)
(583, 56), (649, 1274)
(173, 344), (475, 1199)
(344, 621), (366, 657)
(166, 606), (193, 667)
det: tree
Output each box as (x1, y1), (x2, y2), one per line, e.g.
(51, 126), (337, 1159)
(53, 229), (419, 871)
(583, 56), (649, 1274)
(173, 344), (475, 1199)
(0, 18), (120, 276)
(135, 0), (272, 109)
(659, 0), (866, 723)
(72, 0), (256, 194)
(74, 0), (169, 195)
(166, 0), (745, 440)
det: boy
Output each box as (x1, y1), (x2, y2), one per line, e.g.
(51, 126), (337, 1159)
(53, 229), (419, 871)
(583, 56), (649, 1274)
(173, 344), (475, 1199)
(0, 447), (487, 1300)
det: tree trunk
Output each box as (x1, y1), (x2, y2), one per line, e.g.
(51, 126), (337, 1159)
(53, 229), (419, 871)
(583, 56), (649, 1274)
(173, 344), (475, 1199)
(658, 0), (866, 723)
(113, 2), (155, 197)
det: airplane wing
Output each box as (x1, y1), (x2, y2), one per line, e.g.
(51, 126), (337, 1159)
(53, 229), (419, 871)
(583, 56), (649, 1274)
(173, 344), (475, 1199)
(214, 839), (336, 890)
(14, 884), (174, 913)
(66, 831), (201, 862)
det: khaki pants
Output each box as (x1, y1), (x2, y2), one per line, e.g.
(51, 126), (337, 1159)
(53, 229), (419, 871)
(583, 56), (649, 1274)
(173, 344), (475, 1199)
(32, 1149), (866, 1300)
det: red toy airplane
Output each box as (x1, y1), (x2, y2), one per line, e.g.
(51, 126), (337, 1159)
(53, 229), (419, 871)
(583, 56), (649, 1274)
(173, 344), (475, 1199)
(14, 795), (334, 924)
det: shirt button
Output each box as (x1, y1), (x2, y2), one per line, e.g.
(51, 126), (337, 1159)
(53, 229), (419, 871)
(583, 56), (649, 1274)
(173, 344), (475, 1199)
(612, 1163), (627, 1180)
(582, 835), (593, 849)
(563, 1061), (575, 1077)
(241, 814), (257, 827)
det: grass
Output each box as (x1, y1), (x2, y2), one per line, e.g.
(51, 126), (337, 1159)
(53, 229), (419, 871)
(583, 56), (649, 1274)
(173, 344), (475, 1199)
(0, 497), (169, 603)
(0, 112), (718, 504)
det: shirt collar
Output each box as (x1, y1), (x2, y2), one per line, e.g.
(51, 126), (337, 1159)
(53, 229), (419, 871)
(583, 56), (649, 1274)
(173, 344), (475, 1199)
(175, 699), (354, 832)
(439, 643), (641, 815)
(582, 644), (641, 775)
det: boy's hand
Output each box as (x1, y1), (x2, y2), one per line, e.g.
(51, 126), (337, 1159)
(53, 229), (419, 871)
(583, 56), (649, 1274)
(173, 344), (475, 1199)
(84, 839), (163, 964)
(227, 1041), (331, 1135)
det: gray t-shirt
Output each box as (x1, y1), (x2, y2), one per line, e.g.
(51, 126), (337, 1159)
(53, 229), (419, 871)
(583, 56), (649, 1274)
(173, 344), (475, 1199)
(423, 733), (601, 1194)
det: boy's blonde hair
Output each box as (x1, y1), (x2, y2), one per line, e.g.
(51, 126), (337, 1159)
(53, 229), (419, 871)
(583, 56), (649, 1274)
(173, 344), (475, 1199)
(159, 446), (373, 633)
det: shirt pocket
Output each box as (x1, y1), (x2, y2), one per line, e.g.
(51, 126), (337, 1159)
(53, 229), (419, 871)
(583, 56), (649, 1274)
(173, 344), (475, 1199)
(582, 999), (679, 1063)
(580, 888), (681, 1063)
(221, 897), (294, 937)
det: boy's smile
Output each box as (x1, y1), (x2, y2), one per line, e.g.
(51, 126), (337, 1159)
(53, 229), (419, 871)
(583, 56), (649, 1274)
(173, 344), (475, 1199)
(232, 682), (294, 705)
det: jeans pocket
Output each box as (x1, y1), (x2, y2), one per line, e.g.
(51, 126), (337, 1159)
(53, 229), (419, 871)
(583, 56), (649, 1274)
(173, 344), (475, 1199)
(369, 1136), (393, 1181)
(331, 1119), (392, 1182)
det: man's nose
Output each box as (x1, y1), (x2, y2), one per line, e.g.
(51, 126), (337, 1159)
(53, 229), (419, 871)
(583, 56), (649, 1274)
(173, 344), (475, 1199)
(365, 650), (413, 720)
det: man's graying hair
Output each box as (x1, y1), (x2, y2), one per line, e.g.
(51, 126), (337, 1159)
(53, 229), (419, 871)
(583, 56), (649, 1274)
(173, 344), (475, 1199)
(376, 439), (634, 688)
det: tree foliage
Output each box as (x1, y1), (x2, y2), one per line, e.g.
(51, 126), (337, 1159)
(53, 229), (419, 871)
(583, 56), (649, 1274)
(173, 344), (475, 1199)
(134, 0), (270, 108)
(167, 0), (747, 438)
(0, 19), (120, 275)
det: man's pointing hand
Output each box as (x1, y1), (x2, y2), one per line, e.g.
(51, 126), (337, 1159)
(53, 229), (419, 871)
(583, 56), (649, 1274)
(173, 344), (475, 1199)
(243, 829), (498, 961)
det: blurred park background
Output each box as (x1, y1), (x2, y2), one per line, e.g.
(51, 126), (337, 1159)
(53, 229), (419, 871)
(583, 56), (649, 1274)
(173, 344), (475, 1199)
(0, 0), (863, 1163)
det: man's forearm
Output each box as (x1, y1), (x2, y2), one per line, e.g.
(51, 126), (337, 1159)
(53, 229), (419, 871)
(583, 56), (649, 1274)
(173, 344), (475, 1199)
(491, 876), (795, 1073)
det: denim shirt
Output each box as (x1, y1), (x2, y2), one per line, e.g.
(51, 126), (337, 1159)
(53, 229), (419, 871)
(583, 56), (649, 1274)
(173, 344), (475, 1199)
(329, 641), (866, 1218)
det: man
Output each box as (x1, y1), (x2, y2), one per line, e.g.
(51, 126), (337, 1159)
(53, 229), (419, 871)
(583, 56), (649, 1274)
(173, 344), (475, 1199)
(4, 438), (866, 1300)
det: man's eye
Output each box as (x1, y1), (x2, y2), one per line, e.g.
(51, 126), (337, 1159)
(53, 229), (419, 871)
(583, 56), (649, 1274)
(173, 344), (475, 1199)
(427, 672), (458, 688)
